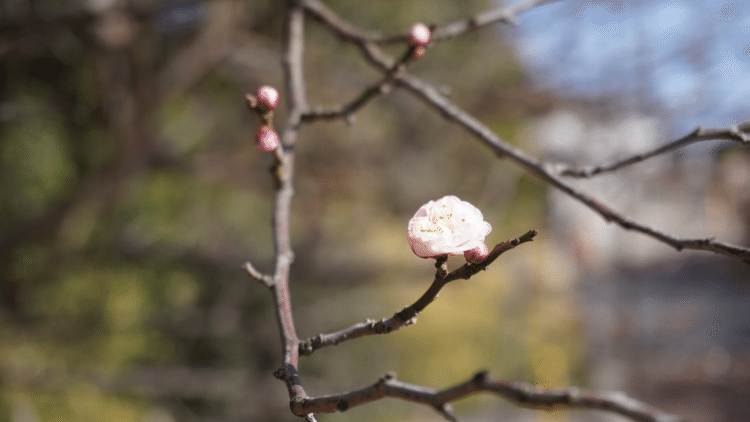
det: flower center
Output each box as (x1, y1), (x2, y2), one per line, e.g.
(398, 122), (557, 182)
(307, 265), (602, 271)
(419, 208), (467, 234)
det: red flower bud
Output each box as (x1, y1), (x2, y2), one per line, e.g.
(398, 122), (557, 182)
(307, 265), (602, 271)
(255, 125), (279, 152)
(408, 23), (431, 47)
(412, 46), (427, 59)
(464, 243), (490, 264)
(256, 85), (279, 112)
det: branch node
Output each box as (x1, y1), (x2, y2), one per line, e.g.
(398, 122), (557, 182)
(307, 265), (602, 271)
(437, 403), (458, 422)
(567, 386), (581, 404)
(243, 261), (274, 287)
(291, 397), (308, 416)
(472, 370), (489, 385)
(299, 339), (314, 356)
(274, 366), (289, 381)
(336, 399), (349, 412)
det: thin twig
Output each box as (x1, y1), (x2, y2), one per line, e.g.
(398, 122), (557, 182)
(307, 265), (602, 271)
(300, 0), (427, 123)
(243, 261), (274, 287)
(298, 230), (538, 356)
(300, 48), (415, 122)
(559, 122), (750, 178)
(433, 0), (561, 40)
(303, 0), (559, 44)
(289, 371), (686, 422)
(299, 0), (557, 123)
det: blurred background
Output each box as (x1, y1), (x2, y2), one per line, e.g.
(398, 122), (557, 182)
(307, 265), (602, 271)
(1, 0), (749, 421)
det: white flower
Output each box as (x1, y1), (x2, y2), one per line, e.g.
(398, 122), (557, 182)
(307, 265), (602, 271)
(407, 195), (491, 259)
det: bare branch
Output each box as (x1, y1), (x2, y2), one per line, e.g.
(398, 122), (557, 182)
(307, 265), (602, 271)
(298, 230), (537, 356)
(290, 371), (686, 422)
(301, 0), (382, 42)
(302, 0), (560, 44)
(433, 0), (561, 41)
(391, 72), (750, 264)
(243, 261), (274, 287)
(266, 1), (308, 406)
(559, 122), (750, 178)
(444, 229), (538, 283)
(301, 0), (434, 123)
(300, 50), (414, 123)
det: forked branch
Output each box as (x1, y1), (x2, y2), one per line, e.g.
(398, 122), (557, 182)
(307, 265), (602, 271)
(290, 371), (686, 422)
(298, 230), (538, 356)
(558, 122), (750, 178)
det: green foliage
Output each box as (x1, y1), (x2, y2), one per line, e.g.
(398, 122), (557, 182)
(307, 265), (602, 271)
(0, 93), (76, 223)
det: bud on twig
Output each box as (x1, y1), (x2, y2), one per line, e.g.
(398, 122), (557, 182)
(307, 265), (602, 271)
(408, 23), (431, 47)
(256, 125), (280, 152)
(464, 243), (490, 264)
(256, 85), (280, 113)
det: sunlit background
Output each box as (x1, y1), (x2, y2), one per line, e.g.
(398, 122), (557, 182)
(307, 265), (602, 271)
(1, 0), (748, 421)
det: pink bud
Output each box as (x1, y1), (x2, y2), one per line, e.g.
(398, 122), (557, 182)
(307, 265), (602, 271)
(464, 243), (489, 264)
(255, 125), (279, 152)
(408, 23), (431, 47)
(412, 46), (427, 59)
(256, 85), (279, 112)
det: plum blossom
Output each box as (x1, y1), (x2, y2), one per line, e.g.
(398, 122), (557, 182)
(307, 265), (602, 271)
(407, 195), (491, 259)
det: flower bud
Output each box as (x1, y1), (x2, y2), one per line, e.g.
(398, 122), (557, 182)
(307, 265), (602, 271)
(464, 243), (490, 264)
(256, 85), (279, 112)
(255, 125), (279, 152)
(408, 23), (431, 47)
(412, 45), (427, 59)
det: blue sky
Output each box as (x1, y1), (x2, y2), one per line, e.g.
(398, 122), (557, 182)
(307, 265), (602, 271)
(508, 0), (750, 135)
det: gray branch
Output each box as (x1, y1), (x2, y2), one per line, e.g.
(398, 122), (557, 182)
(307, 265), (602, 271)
(559, 122), (750, 178)
(298, 231), (537, 356)
(290, 371), (686, 422)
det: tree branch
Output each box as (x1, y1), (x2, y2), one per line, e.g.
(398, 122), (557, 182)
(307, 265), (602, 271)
(243, 261), (274, 287)
(303, 0), (560, 44)
(290, 371), (686, 422)
(265, 0), (309, 406)
(300, 45), (419, 123)
(391, 72), (750, 264)
(558, 122), (750, 178)
(299, 0), (750, 265)
(298, 230), (538, 356)
(432, 0), (561, 41)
